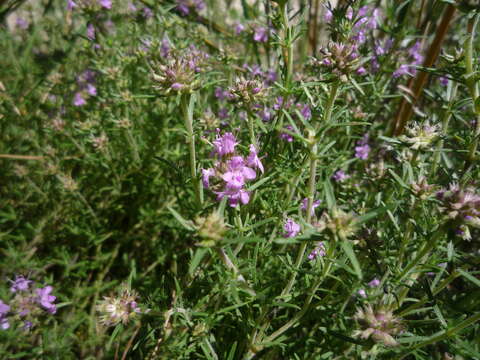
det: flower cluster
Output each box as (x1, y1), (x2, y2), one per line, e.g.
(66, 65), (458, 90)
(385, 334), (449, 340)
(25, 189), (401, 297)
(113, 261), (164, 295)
(353, 304), (403, 346)
(0, 275), (57, 330)
(314, 41), (361, 79)
(96, 285), (146, 327)
(437, 184), (480, 239)
(355, 133), (371, 160)
(283, 218), (301, 238)
(67, 0), (112, 11)
(227, 77), (267, 106)
(332, 170), (350, 183)
(243, 63), (277, 86)
(393, 41), (424, 78)
(73, 69), (97, 107)
(411, 176), (436, 200)
(401, 121), (439, 150)
(195, 212), (228, 247)
(308, 242), (326, 260)
(202, 132), (263, 207)
(152, 47), (209, 94)
(175, 0), (205, 16)
(316, 208), (359, 241)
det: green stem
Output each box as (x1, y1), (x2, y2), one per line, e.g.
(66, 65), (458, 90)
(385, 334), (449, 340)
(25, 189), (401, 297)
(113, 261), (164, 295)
(181, 93), (202, 206)
(321, 81), (339, 127)
(465, 15), (480, 165)
(396, 227), (445, 304)
(265, 243), (336, 344)
(246, 108), (257, 147)
(279, 2), (293, 89)
(281, 130), (318, 297)
(398, 312), (480, 359)
(431, 83), (458, 176)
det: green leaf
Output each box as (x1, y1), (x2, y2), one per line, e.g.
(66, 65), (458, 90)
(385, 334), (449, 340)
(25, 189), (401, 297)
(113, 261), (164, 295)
(340, 240), (363, 279)
(168, 206), (195, 231)
(323, 179), (336, 210)
(458, 268), (480, 288)
(189, 248), (208, 276)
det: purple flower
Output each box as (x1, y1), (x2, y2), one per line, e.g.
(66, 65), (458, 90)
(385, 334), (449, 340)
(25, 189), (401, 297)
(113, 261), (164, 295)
(253, 26), (268, 43)
(346, 7), (353, 20)
(202, 168), (215, 188)
(297, 103), (311, 120)
(439, 76), (448, 86)
(235, 22), (245, 35)
(283, 218), (300, 238)
(280, 125), (294, 142)
(356, 67), (367, 76)
(409, 41), (424, 64)
(249, 64), (264, 77)
(368, 278), (380, 288)
(15, 17), (29, 30)
(355, 144), (370, 160)
(0, 301), (10, 316)
(324, 8), (333, 22)
(67, 0), (77, 10)
(10, 276), (31, 293)
(86, 84), (97, 96)
(161, 38), (170, 58)
(393, 64), (411, 78)
(332, 170), (349, 182)
(36, 286), (57, 314)
(142, 7), (153, 19)
(255, 105), (272, 122)
(0, 318), (9, 330)
(171, 82), (183, 91)
(73, 92), (86, 107)
(300, 198), (321, 212)
(357, 289), (367, 298)
(216, 188), (250, 207)
(246, 144), (264, 173)
(222, 156), (256, 189)
(215, 87), (228, 100)
(99, 0), (112, 9)
(213, 132), (238, 157)
(264, 69), (277, 85)
(86, 24), (96, 40)
(176, 0), (205, 16)
(308, 242), (326, 260)
(218, 107), (229, 120)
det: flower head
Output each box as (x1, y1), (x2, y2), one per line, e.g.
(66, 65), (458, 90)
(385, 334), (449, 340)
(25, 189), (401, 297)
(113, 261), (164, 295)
(10, 276), (32, 293)
(97, 286), (144, 327)
(353, 304), (403, 346)
(283, 218), (300, 238)
(36, 286), (57, 314)
(213, 132), (238, 157)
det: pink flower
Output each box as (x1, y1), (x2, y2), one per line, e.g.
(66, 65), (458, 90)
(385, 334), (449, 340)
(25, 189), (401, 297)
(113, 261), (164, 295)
(253, 26), (268, 43)
(300, 198), (321, 212)
(368, 278), (380, 288)
(283, 218), (300, 238)
(202, 168), (215, 188)
(213, 132), (238, 157)
(246, 144), (264, 173)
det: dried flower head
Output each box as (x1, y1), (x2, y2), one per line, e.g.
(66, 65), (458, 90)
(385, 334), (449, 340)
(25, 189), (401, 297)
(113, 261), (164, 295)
(96, 286), (144, 327)
(152, 49), (208, 94)
(195, 212), (227, 247)
(228, 77), (267, 105)
(353, 304), (403, 346)
(313, 42), (361, 79)
(402, 122), (440, 150)
(437, 184), (480, 230)
(317, 208), (359, 241)
(411, 176), (436, 200)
